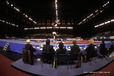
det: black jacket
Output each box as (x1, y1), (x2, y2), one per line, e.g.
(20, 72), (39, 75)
(86, 44), (97, 57)
(43, 45), (55, 54)
(56, 48), (67, 54)
(24, 44), (36, 55)
(100, 43), (107, 55)
(70, 44), (80, 54)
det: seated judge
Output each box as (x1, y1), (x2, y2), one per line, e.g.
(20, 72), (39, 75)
(43, 39), (55, 54)
(25, 39), (36, 51)
(23, 39), (36, 65)
(42, 39), (55, 63)
(70, 40), (81, 60)
(56, 42), (67, 54)
(99, 39), (108, 56)
(85, 39), (97, 61)
(70, 40), (82, 67)
(109, 40), (114, 54)
(56, 42), (67, 64)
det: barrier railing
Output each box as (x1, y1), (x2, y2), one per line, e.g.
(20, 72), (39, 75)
(3, 43), (9, 52)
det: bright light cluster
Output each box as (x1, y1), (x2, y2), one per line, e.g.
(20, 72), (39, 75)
(55, 0), (58, 21)
(55, 0), (59, 26)
(24, 26), (73, 30)
(6, 0), (37, 25)
(6, 1), (20, 12)
(94, 19), (114, 28)
(78, 0), (110, 25)
(102, 1), (110, 7)
(0, 19), (18, 27)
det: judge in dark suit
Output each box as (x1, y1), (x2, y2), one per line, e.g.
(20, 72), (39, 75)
(70, 40), (81, 60)
(99, 39), (107, 56)
(70, 40), (81, 68)
(56, 42), (67, 64)
(56, 42), (67, 54)
(109, 40), (114, 54)
(86, 39), (97, 61)
(42, 39), (55, 63)
(43, 39), (55, 54)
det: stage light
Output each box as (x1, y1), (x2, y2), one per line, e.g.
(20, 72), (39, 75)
(29, 17), (33, 21)
(14, 7), (20, 12)
(99, 23), (104, 26)
(1, 20), (5, 23)
(40, 27), (46, 29)
(25, 15), (28, 18)
(60, 27), (66, 29)
(12, 24), (15, 26)
(47, 27), (52, 29)
(90, 13), (93, 16)
(24, 28), (28, 30)
(111, 19), (114, 22)
(103, 1), (110, 7)
(0, 19), (19, 27)
(95, 10), (98, 13)
(54, 27), (59, 29)
(6, 1), (9, 5)
(105, 21), (110, 24)
(67, 27), (73, 29)
(100, 10), (103, 13)
(34, 27), (40, 29)
(11, 4), (13, 7)
(13, 24), (18, 27)
(95, 19), (114, 28)
(6, 22), (9, 24)
(55, 4), (58, 9)
(23, 13), (25, 16)
(94, 25), (99, 28)
(33, 21), (37, 24)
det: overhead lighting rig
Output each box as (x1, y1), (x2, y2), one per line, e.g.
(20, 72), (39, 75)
(94, 19), (114, 28)
(77, 0), (110, 25)
(6, 0), (37, 25)
(0, 19), (18, 27)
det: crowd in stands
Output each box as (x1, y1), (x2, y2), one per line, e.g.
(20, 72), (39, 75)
(22, 38), (114, 68)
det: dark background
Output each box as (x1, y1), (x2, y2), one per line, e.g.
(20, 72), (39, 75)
(0, 0), (114, 38)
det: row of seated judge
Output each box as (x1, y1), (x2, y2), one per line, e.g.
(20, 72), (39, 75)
(42, 39), (100, 63)
(22, 39), (113, 66)
(42, 39), (81, 67)
(42, 39), (114, 64)
(22, 39), (81, 66)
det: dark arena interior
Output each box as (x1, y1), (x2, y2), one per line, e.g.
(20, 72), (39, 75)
(0, 0), (114, 76)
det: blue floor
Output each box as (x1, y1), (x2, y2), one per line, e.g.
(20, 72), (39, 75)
(11, 57), (114, 76)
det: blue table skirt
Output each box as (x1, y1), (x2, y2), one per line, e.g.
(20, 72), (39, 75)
(0, 40), (112, 56)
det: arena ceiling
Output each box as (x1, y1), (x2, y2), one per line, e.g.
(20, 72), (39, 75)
(0, 0), (114, 38)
